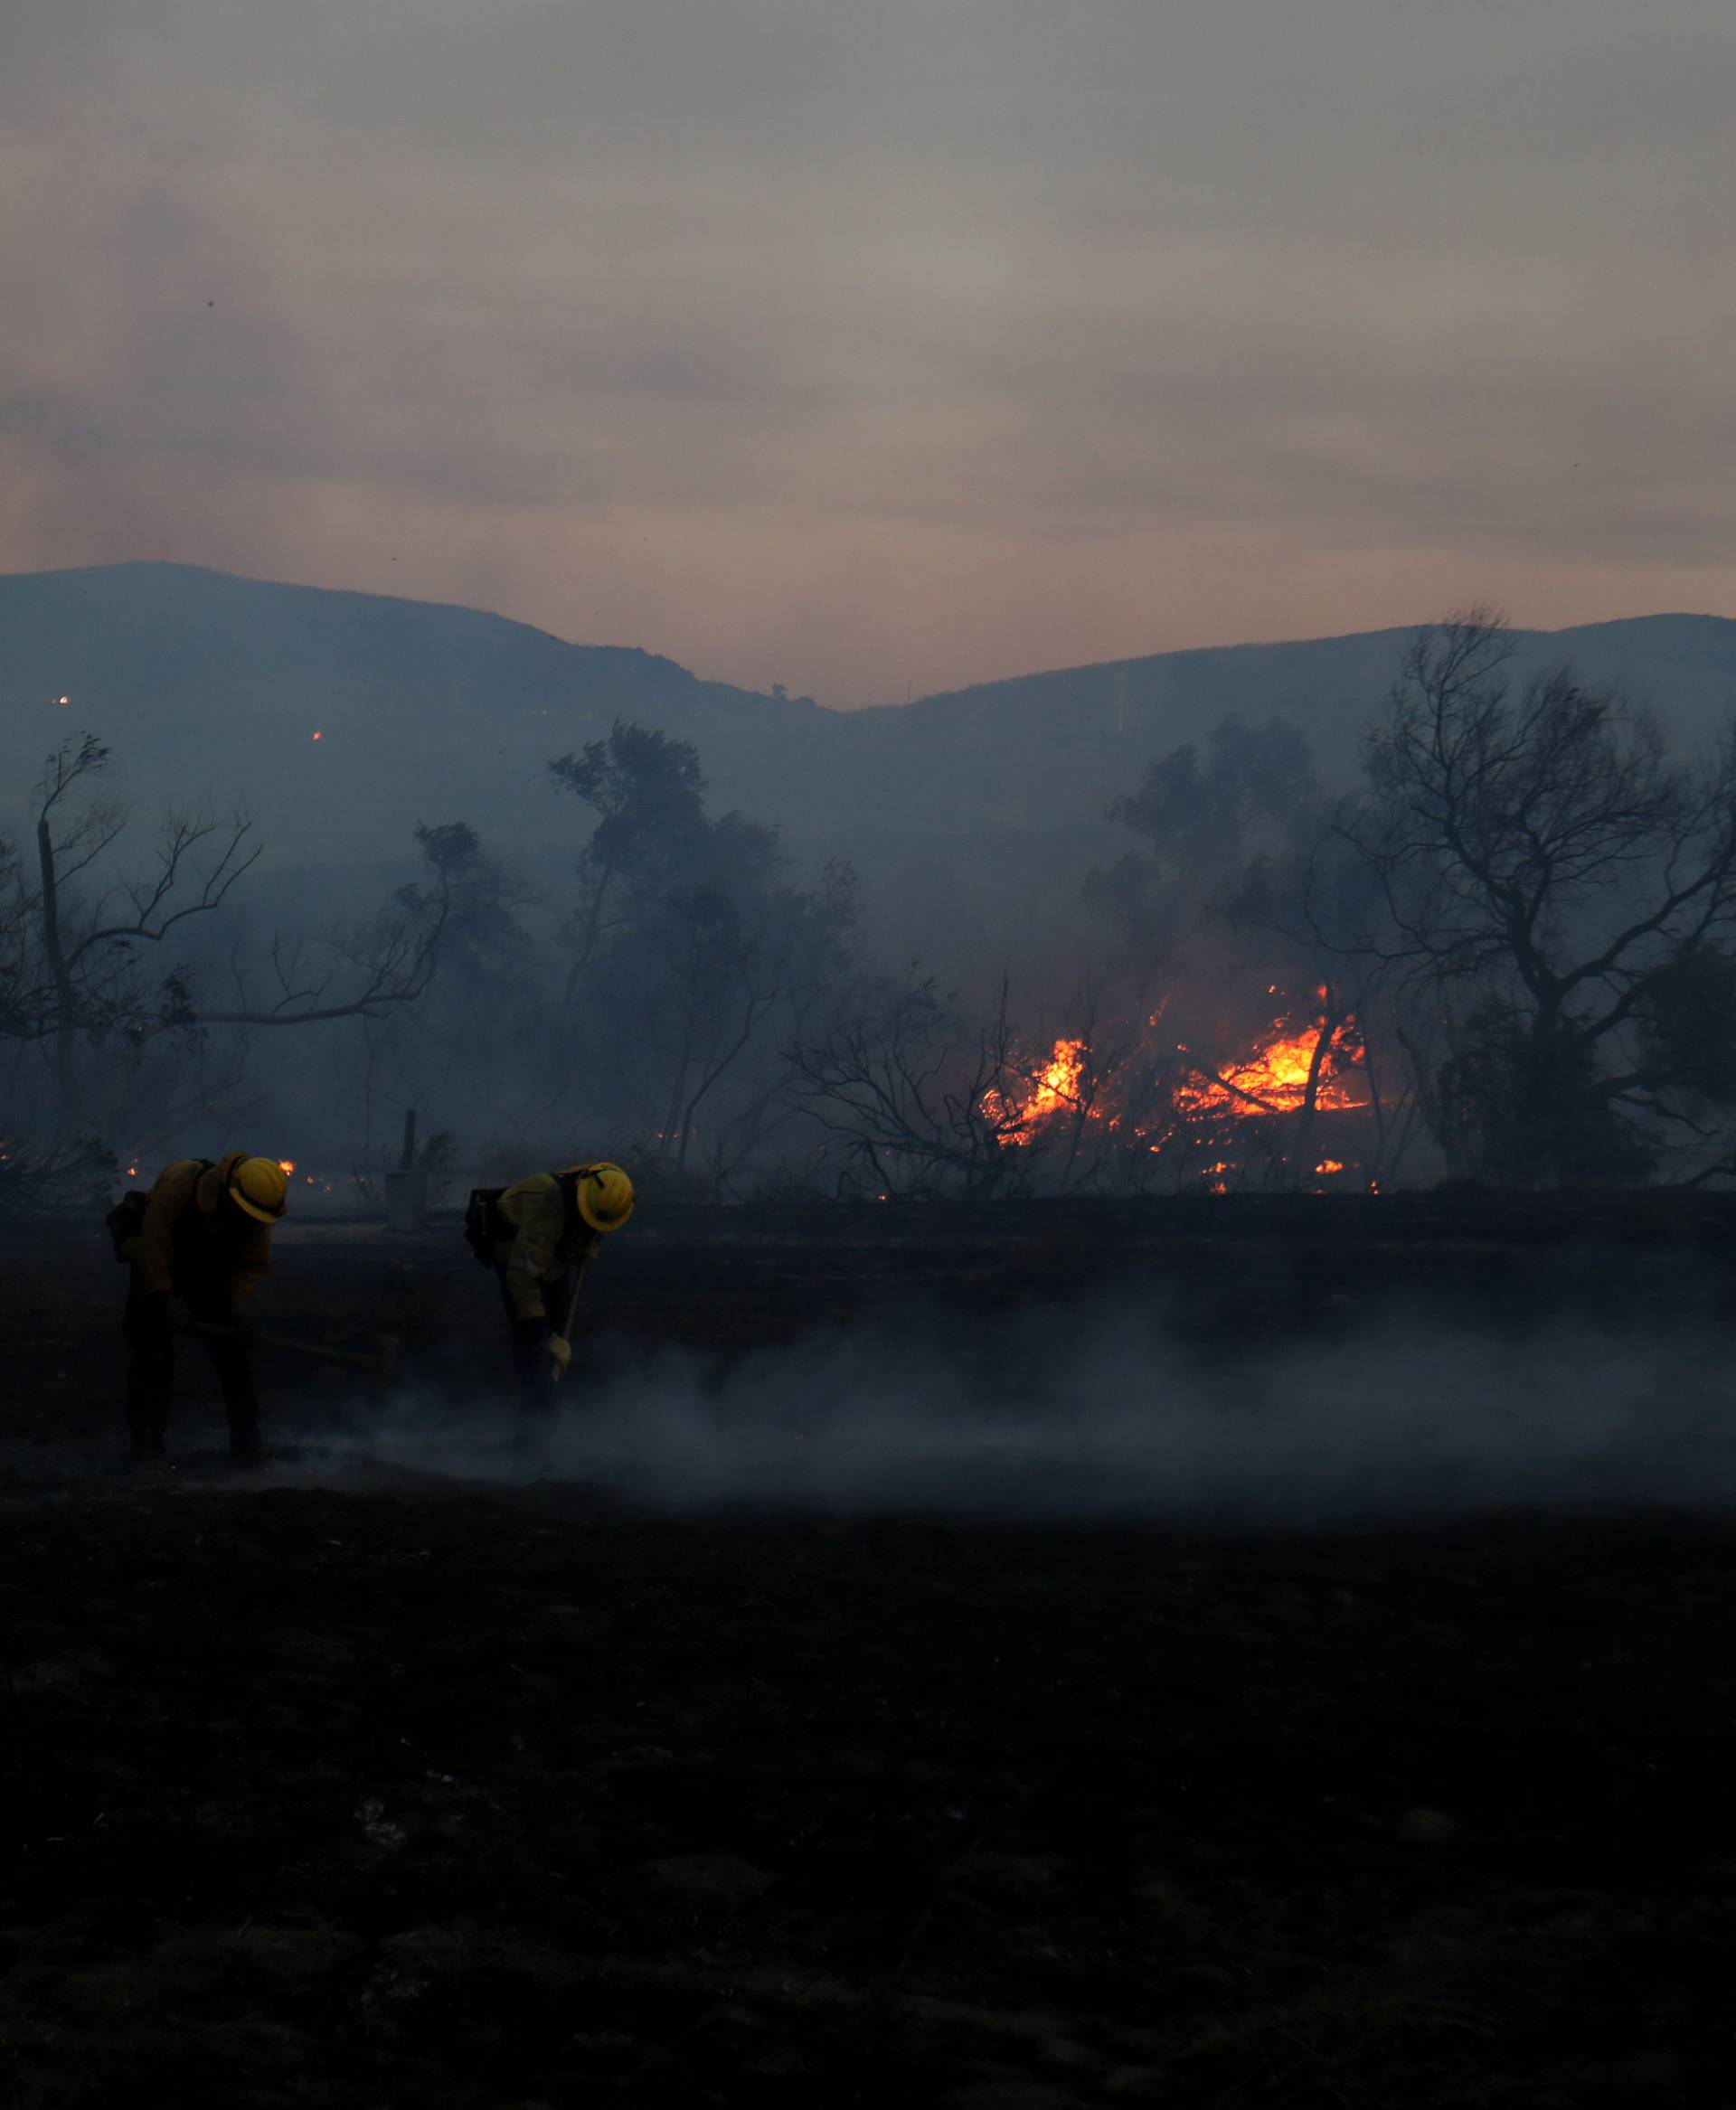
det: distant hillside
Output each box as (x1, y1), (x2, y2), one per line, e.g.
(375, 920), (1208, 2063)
(862, 613), (1736, 821)
(0, 562), (820, 862)
(3, 564), (1732, 968)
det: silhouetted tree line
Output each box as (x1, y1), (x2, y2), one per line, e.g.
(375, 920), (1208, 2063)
(11, 608), (1736, 1210)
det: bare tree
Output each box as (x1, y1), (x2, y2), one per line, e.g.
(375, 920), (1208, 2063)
(1339, 610), (1736, 1179)
(785, 972), (1039, 1199)
(642, 884), (788, 1173)
(3, 733), (449, 1136)
(194, 910), (447, 1029)
(0, 1130), (116, 1225)
(664, 860), (863, 1194)
(11, 736), (259, 1109)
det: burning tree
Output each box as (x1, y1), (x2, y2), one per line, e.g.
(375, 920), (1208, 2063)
(1222, 812), (1432, 1187)
(978, 715), (1394, 1193)
(974, 987), (1180, 1194)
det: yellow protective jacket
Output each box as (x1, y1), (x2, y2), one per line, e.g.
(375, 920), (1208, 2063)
(134, 1154), (273, 1307)
(495, 1173), (601, 1324)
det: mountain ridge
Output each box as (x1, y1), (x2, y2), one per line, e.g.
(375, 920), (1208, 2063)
(3, 564), (1732, 877)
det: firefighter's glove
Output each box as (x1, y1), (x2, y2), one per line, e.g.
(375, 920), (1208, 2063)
(164, 1295), (198, 1335)
(542, 1333), (572, 1377)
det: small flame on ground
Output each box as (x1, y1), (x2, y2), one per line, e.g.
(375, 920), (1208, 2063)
(278, 1159), (296, 1173)
(1315, 1159), (1344, 1175)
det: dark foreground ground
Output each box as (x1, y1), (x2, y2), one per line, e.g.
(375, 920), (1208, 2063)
(4, 1196), (1735, 2106)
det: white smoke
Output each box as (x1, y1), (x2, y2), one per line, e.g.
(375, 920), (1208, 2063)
(295, 1297), (1736, 1522)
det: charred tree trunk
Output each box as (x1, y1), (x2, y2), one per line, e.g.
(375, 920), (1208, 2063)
(35, 815), (80, 1123)
(1288, 1015), (1335, 1186)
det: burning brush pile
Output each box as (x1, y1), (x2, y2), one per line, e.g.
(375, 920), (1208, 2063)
(984, 985), (1381, 1193)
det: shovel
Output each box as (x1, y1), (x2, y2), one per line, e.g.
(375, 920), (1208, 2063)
(545, 1264), (589, 1391)
(198, 1323), (400, 1401)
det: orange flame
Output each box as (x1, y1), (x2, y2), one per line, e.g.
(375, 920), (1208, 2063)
(986, 990), (1372, 1182)
(1177, 996), (1365, 1117)
(988, 1037), (1087, 1141)
(278, 1159), (296, 1173)
(1025, 1038), (1086, 1121)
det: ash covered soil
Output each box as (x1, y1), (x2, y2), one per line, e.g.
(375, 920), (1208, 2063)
(4, 1197), (1736, 2107)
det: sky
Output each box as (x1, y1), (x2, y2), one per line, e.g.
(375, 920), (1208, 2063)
(3, 0), (1733, 707)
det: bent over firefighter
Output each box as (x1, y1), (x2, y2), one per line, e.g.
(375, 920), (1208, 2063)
(469, 1162), (635, 1408)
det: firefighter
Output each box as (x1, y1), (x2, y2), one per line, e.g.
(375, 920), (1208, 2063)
(493, 1162), (634, 1407)
(122, 1154), (289, 1465)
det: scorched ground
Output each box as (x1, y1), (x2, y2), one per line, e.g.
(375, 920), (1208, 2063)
(3, 1198), (1734, 2107)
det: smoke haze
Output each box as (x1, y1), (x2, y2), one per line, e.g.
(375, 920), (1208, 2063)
(4, 3), (1733, 702)
(304, 1299), (1736, 1524)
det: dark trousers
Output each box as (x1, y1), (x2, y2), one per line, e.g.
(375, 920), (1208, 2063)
(495, 1265), (576, 1411)
(124, 1269), (259, 1452)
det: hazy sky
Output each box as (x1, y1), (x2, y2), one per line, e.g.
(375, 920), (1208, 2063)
(4, 1), (1732, 704)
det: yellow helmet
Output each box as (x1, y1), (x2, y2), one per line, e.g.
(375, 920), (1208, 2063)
(227, 1156), (290, 1224)
(564, 1161), (634, 1234)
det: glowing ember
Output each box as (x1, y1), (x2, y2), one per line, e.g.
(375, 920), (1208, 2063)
(56, 695), (71, 707)
(1315, 1159), (1344, 1175)
(278, 1159), (296, 1173)
(311, 730), (324, 741)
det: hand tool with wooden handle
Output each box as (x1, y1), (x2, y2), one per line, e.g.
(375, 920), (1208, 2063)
(197, 1323), (400, 1388)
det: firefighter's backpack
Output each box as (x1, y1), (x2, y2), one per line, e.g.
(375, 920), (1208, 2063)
(463, 1186), (512, 1268)
(106, 1191), (150, 1262)
(105, 1158), (213, 1262)
(464, 1175), (577, 1267)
